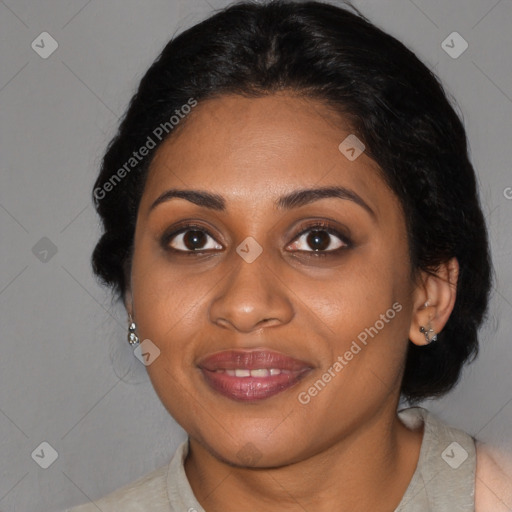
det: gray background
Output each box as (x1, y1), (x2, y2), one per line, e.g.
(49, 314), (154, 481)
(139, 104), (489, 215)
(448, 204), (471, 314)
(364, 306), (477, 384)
(0, 0), (511, 510)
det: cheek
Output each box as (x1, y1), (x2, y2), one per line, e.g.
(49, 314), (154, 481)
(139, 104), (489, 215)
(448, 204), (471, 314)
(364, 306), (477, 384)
(129, 244), (205, 372)
(294, 245), (412, 402)
(129, 247), (210, 423)
(303, 277), (409, 386)
(300, 251), (409, 341)
(293, 272), (410, 430)
(131, 236), (208, 322)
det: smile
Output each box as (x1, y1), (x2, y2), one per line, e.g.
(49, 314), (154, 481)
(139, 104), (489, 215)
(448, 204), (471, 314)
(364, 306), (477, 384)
(198, 349), (313, 401)
(213, 368), (291, 377)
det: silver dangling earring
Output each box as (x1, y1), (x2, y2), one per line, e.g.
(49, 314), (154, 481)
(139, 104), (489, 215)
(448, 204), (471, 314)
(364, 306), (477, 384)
(419, 323), (437, 344)
(127, 314), (140, 346)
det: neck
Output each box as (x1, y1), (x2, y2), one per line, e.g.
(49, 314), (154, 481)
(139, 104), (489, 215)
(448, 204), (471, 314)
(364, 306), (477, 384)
(184, 407), (424, 512)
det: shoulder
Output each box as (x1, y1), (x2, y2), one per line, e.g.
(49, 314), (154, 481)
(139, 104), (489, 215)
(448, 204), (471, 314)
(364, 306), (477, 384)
(475, 441), (512, 512)
(396, 407), (476, 511)
(400, 408), (512, 511)
(65, 439), (202, 512)
(66, 463), (170, 511)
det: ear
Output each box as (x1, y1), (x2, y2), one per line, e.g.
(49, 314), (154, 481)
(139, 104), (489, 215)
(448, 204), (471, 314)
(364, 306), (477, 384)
(409, 257), (459, 346)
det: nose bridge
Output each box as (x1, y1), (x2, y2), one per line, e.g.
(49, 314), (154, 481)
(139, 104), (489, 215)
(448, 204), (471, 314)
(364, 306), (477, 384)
(232, 254), (273, 302)
(209, 252), (293, 332)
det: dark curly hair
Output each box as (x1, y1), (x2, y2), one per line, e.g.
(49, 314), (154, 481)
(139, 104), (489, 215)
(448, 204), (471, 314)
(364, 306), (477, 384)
(91, 0), (492, 403)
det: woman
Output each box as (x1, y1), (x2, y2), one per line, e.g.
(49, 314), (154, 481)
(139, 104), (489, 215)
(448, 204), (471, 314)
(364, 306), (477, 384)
(68, 1), (511, 510)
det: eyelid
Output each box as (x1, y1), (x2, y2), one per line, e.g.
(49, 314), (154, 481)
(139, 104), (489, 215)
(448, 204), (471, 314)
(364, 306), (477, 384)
(287, 220), (352, 249)
(161, 222), (224, 253)
(160, 219), (352, 254)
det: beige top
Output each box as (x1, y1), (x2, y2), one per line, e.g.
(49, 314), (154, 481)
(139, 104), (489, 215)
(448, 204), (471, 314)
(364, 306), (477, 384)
(66, 407), (510, 511)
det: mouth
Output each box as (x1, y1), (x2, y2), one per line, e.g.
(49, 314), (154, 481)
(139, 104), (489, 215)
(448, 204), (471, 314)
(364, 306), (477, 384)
(197, 349), (313, 402)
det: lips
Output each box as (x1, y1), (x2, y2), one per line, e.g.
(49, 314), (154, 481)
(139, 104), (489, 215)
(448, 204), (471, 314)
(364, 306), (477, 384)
(198, 349), (313, 401)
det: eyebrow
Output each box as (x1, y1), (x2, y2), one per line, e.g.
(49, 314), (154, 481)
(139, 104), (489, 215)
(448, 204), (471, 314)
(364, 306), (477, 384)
(150, 189), (225, 211)
(149, 186), (375, 218)
(275, 186), (375, 218)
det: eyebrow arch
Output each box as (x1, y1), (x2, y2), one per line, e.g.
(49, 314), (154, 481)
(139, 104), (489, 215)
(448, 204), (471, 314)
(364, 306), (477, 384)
(150, 189), (226, 211)
(276, 186), (375, 218)
(149, 186), (375, 218)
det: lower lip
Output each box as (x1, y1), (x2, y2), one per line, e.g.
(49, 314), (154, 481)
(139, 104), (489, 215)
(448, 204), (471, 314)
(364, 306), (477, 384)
(200, 368), (311, 401)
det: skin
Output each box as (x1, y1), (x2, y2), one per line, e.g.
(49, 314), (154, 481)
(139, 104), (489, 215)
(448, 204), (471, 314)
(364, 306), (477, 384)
(126, 92), (459, 511)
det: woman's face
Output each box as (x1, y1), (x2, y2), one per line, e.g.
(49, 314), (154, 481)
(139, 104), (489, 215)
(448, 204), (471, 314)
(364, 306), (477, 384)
(130, 93), (418, 466)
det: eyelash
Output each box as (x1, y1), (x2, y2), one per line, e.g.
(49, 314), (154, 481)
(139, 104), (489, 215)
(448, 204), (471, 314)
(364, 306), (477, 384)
(160, 221), (352, 257)
(291, 221), (352, 257)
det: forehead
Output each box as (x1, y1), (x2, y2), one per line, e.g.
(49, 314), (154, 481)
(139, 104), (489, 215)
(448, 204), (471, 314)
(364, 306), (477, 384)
(141, 93), (391, 214)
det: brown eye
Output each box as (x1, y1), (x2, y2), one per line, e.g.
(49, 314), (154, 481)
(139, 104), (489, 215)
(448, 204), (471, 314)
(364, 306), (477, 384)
(287, 227), (348, 253)
(306, 230), (331, 251)
(183, 230), (207, 250)
(167, 229), (223, 252)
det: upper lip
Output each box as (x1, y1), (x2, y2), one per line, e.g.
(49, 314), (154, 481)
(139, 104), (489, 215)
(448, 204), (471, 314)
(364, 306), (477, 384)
(198, 349), (313, 372)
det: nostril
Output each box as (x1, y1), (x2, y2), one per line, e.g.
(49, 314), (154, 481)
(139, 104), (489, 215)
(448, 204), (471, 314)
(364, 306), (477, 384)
(255, 317), (281, 328)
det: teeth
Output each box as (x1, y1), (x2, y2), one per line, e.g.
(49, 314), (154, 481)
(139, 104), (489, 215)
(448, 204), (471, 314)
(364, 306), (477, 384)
(250, 369), (269, 377)
(215, 368), (285, 377)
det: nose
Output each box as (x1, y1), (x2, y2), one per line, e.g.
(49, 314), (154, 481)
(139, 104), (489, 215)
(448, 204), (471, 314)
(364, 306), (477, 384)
(209, 254), (294, 333)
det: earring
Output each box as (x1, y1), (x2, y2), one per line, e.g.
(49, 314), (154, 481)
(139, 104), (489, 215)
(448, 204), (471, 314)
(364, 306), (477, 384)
(127, 314), (140, 346)
(419, 323), (437, 344)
